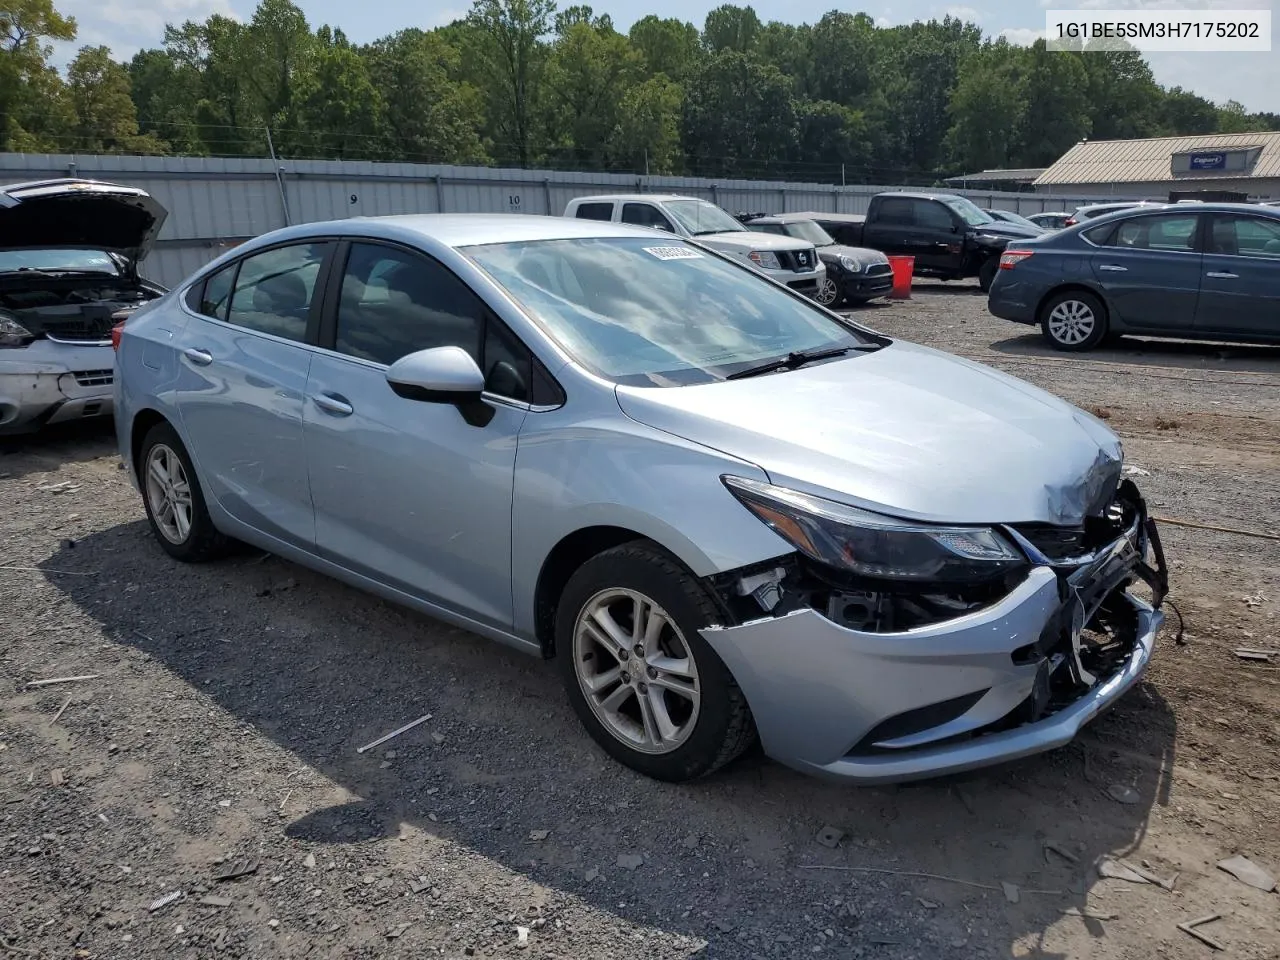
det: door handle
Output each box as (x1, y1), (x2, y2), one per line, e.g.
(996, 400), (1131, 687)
(1206, 271), (1238, 279)
(1098, 264), (1127, 273)
(313, 393), (354, 417)
(182, 347), (213, 365)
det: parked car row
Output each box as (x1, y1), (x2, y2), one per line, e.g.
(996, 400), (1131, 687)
(988, 201), (1280, 351)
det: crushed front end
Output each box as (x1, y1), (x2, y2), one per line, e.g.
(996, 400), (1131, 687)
(700, 478), (1169, 783)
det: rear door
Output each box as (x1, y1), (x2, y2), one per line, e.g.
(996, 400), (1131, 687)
(1086, 212), (1203, 331)
(173, 241), (331, 548)
(1195, 213), (1280, 339)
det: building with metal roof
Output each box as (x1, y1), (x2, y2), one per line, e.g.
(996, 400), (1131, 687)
(943, 168), (1047, 190)
(1034, 132), (1280, 202)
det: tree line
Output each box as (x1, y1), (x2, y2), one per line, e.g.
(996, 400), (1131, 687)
(2, 0), (1277, 184)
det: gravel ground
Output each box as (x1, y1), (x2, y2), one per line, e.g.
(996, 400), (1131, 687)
(3, 280), (1279, 960)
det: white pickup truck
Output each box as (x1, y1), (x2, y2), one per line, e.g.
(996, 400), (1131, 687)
(564, 194), (825, 298)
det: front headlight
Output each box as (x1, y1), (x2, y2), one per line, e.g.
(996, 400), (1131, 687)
(747, 251), (782, 270)
(723, 476), (1025, 582)
(0, 312), (34, 348)
(838, 255), (863, 273)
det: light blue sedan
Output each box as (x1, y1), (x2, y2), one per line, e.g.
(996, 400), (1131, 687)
(113, 214), (1168, 784)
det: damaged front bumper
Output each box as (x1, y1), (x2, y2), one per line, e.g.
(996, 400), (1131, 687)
(0, 339), (115, 434)
(701, 482), (1168, 784)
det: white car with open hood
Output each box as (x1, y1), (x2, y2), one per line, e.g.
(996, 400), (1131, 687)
(0, 178), (168, 434)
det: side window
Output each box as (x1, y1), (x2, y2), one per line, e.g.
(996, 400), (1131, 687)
(1107, 215), (1199, 252)
(334, 242), (535, 402)
(225, 243), (328, 342)
(1082, 222), (1118, 246)
(912, 200), (955, 231)
(874, 198), (913, 225)
(574, 202), (614, 222)
(621, 203), (674, 232)
(199, 266), (235, 320)
(1211, 215), (1280, 259)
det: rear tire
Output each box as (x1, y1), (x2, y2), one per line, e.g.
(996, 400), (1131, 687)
(978, 257), (998, 293)
(138, 422), (230, 562)
(1039, 290), (1109, 352)
(814, 276), (843, 308)
(555, 542), (756, 782)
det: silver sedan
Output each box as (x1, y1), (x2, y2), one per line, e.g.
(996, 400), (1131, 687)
(114, 214), (1169, 784)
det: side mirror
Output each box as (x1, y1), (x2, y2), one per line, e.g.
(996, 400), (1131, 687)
(386, 346), (485, 403)
(386, 347), (494, 426)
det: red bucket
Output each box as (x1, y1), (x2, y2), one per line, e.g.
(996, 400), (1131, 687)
(886, 255), (915, 300)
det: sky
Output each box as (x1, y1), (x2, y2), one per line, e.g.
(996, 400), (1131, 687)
(50, 0), (1278, 115)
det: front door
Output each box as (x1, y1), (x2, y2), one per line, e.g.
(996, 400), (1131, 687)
(1087, 212), (1202, 330)
(173, 241), (330, 548)
(1195, 213), (1280, 339)
(303, 240), (531, 631)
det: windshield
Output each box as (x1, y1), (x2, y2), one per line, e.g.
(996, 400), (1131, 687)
(943, 197), (994, 226)
(0, 248), (120, 275)
(465, 237), (869, 387)
(782, 220), (835, 246)
(664, 200), (746, 236)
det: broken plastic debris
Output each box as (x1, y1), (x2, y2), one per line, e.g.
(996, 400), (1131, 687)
(1122, 465), (1151, 477)
(528, 829), (549, 842)
(1001, 881), (1020, 904)
(303, 853), (316, 870)
(1062, 907), (1117, 921)
(1098, 859), (1150, 884)
(1177, 914), (1225, 951)
(356, 714), (432, 754)
(517, 927), (530, 944)
(1216, 855), (1276, 892)
(213, 859), (260, 882)
(148, 891), (183, 912)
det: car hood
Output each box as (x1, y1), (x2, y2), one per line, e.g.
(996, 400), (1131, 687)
(700, 232), (810, 252)
(819, 244), (889, 265)
(973, 221), (1043, 241)
(0, 179), (168, 271)
(614, 341), (1123, 526)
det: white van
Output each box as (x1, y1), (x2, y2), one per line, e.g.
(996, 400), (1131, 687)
(564, 194), (825, 298)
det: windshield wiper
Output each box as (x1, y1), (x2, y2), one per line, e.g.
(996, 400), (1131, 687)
(726, 346), (855, 380)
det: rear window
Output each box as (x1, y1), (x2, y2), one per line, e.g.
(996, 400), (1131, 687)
(573, 202), (614, 222)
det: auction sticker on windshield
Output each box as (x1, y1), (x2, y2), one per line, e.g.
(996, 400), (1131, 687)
(643, 246), (703, 261)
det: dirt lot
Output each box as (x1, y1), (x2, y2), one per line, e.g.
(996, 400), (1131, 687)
(3, 281), (1278, 960)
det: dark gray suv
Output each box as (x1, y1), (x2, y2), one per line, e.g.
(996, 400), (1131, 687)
(987, 203), (1280, 351)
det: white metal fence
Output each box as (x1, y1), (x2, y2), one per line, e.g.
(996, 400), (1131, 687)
(0, 152), (1150, 288)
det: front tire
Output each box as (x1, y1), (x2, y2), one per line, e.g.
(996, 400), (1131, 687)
(814, 276), (843, 308)
(139, 422), (230, 562)
(556, 542), (756, 782)
(1039, 290), (1108, 352)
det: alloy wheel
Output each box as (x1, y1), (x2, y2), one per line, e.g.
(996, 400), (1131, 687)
(814, 277), (840, 306)
(1047, 299), (1096, 346)
(572, 588), (701, 755)
(145, 443), (194, 545)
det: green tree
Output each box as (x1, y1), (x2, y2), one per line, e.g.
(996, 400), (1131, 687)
(805, 12), (875, 105)
(240, 0), (315, 151)
(128, 48), (204, 153)
(294, 27), (383, 158)
(1017, 41), (1091, 165)
(683, 50), (796, 177)
(1083, 47), (1162, 141)
(945, 42), (1026, 172)
(465, 0), (556, 167)
(701, 4), (760, 54)
(613, 74), (683, 173)
(366, 28), (487, 164)
(1217, 99), (1268, 133)
(66, 45), (166, 153)
(628, 15), (699, 79)
(1155, 86), (1219, 136)
(0, 0), (76, 150)
(544, 9), (641, 168)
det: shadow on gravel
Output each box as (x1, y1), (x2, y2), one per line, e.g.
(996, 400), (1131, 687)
(991, 332), (1280, 375)
(0, 418), (117, 480)
(45, 524), (1177, 959)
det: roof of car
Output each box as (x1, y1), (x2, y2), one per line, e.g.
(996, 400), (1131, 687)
(569, 194), (706, 204)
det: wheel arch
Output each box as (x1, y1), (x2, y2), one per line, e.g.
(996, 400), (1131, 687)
(533, 526), (720, 659)
(129, 407), (173, 480)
